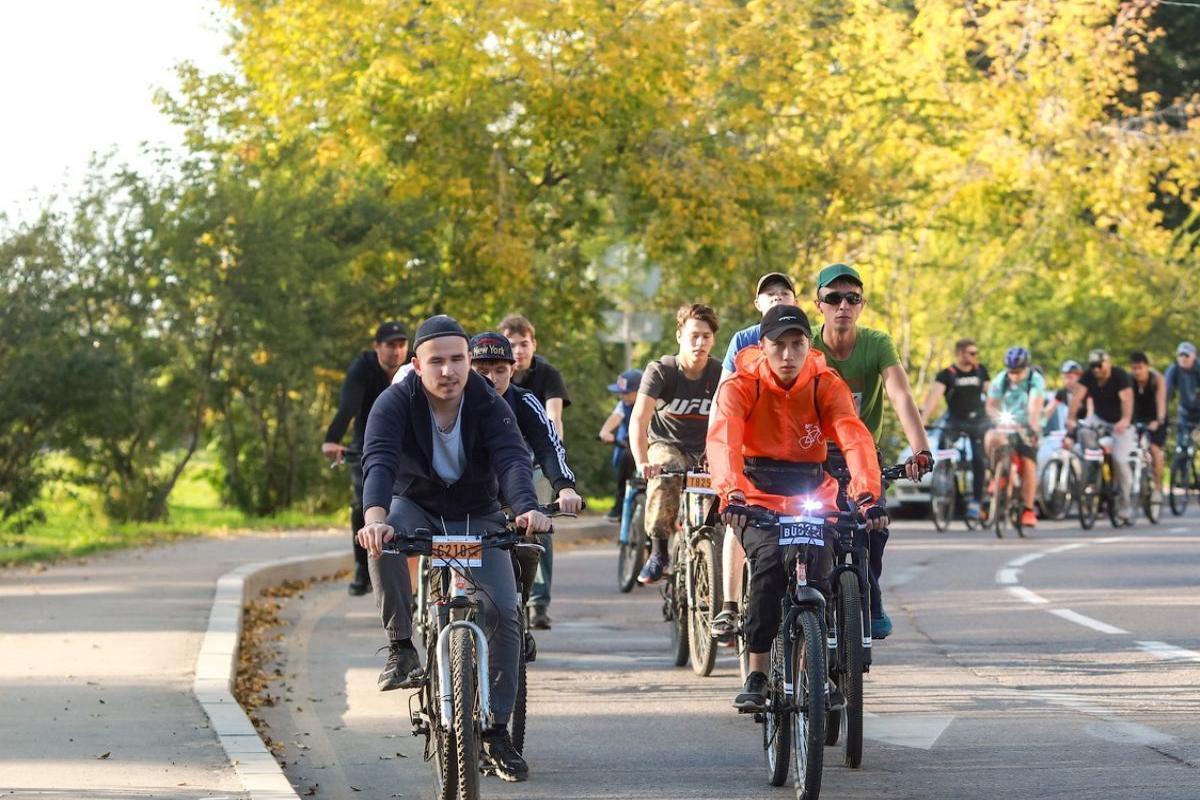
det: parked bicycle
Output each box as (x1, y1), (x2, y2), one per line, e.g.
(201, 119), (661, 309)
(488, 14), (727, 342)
(401, 502), (572, 800)
(1169, 422), (1198, 516)
(662, 469), (722, 676)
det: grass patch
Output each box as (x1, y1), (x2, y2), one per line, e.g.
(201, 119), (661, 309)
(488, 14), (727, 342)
(0, 454), (342, 567)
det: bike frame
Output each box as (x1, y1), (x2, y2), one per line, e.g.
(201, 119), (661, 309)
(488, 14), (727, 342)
(681, 471), (718, 610)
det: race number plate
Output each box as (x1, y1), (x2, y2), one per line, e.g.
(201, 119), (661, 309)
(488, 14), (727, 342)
(778, 515), (825, 547)
(934, 449), (959, 462)
(1083, 448), (1104, 462)
(431, 534), (483, 568)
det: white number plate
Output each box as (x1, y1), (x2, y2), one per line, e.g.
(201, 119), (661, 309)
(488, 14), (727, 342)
(778, 515), (825, 547)
(1083, 448), (1104, 462)
(431, 534), (483, 567)
(934, 449), (959, 462)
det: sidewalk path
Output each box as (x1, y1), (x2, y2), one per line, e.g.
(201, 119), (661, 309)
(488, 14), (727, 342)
(0, 529), (343, 800)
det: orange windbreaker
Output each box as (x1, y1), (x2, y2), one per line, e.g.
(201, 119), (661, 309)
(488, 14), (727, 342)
(706, 345), (882, 514)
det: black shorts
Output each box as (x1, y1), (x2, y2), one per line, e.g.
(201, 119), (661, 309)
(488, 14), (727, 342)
(1138, 422), (1168, 448)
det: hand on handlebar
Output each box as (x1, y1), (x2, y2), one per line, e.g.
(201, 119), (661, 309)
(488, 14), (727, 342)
(858, 496), (890, 533)
(322, 442), (346, 463)
(905, 449), (933, 482)
(515, 509), (552, 534)
(599, 430), (616, 444)
(356, 521), (395, 559)
(1114, 419), (1130, 436)
(640, 463), (664, 480)
(720, 493), (749, 532)
(555, 487), (584, 514)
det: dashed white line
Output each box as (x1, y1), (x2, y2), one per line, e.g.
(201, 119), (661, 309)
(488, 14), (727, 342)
(1008, 551), (1048, 568)
(1047, 609), (1128, 635)
(1136, 640), (1200, 663)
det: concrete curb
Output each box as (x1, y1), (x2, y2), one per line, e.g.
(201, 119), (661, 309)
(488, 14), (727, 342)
(192, 549), (352, 800)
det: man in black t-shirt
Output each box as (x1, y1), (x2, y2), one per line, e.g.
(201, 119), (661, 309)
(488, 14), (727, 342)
(1067, 348), (1135, 522)
(323, 321), (408, 595)
(921, 338), (991, 519)
(629, 304), (723, 584)
(499, 314), (571, 627)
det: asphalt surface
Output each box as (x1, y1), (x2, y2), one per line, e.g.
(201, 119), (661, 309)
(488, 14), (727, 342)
(258, 518), (1200, 800)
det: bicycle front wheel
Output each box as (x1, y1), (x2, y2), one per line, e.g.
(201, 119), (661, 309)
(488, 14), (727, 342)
(449, 628), (480, 800)
(929, 461), (955, 532)
(1169, 457), (1191, 516)
(667, 538), (689, 667)
(1143, 469), (1162, 524)
(764, 628), (792, 787)
(836, 571), (865, 768)
(791, 609), (827, 800)
(688, 534), (721, 677)
(427, 635), (457, 800)
(1079, 466), (1100, 530)
(617, 493), (647, 592)
(737, 560), (752, 683)
(991, 458), (1009, 539)
(511, 642), (528, 755)
(1040, 460), (1068, 520)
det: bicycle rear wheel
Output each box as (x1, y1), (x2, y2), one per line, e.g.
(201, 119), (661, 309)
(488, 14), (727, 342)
(737, 560), (751, 683)
(791, 609), (827, 800)
(929, 461), (955, 532)
(688, 534), (720, 677)
(836, 571), (865, 768)
(1105, 467), (1123, 528)
(667, 537), (689, 667)
(449, 628), (480, 800)
(511, 645), (528, 755)
(764, 628), (792, 787)
(617, 492), (647, 592)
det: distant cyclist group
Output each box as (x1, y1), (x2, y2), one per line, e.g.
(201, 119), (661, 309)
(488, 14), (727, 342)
(318, 263), (1200, 798)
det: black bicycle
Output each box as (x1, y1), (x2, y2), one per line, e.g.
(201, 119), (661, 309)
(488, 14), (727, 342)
(1077, 421), (1125, 529)
(663, 469), (722, 676)
(929, 430), (980, 532)
(1169, 422), (1198, 516)
(402, 503), (570, 799)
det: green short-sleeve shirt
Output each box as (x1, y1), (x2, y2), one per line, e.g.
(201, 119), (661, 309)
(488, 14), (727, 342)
(813, 326), (901, 442)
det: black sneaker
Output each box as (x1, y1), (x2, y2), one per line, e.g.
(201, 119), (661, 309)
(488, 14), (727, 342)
(347, 562), (371, 596)
(377, 640), (421, 691)
(528, 607), (551, 630)
(733, 671), (768, 712)
(481, 727), (528, 782)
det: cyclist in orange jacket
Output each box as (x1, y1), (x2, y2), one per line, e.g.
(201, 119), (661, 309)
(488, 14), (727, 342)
(708, 304), (885, 710)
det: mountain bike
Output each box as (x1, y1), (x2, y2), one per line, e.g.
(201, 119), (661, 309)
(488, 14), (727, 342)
(616, 469), (649, 592)
(733, 503), (829, 800)
(662, 469), (722, 676)
(402, 503), (569, 800)
(1077, 421), (1125, 529)
(930, 430), (979, 531)
(1130, 424), (1162, 525)
(822, 464), (907, 769)
(1169, 422), (1198, 516)
(1038, 432), (1081, 521)
(988, 420), (1028, 539)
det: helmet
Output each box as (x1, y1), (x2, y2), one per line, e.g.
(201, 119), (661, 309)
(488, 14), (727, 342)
(1060, 359), (1082, 374)
(1004, 346), (1031, 370)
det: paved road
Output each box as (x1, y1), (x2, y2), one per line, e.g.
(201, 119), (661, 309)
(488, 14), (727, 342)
(259, 519), (1200, 800)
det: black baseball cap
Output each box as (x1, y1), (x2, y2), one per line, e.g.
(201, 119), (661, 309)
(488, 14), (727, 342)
(760, 304), (813, 341)
(374, 321), (407, 343)
(755, 272), (796, 296)
(469, 331), (515, 363)
(413, 315), (469, 351)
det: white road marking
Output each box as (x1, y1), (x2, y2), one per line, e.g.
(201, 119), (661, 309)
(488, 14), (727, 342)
(1047, 609), (1129, 635)
(1094, 536), (1136, 544)
(1006, 586), (1050, 605)
(995, 568), (1020, 585)
(1044, 542), (1087, 555)
(863, 712), (955, 750)
(1014, 690), (1176, 746)
(1008, 551), (1048, 568)
(1135, 640), (1200, 663)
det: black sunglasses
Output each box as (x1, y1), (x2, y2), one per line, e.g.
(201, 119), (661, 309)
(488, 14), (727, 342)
(1089, 362), (1104, 370)
(818, 290), (863, 306)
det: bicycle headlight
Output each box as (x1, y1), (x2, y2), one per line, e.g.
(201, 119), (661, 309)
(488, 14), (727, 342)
(801, 497), (822, 513)
(998, 411), (1016, 427)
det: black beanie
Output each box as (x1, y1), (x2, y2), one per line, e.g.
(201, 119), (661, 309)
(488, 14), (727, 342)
(413, 314), (469, 351)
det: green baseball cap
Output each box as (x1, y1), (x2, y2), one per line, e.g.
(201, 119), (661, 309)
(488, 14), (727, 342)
(816, 263), (863, 289)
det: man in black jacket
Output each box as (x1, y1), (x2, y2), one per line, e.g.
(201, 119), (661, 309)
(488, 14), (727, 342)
(358, 315), (549, 782)
(323, 321), (408, 595)
(470, 332), (582, 629)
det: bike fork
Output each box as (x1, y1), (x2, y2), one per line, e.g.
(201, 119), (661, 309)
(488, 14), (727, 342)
(618, 485), (640, 545)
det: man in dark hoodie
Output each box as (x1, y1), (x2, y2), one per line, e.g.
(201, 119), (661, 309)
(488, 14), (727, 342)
(322, 321), (408, 595)
(358, 315), (550, 782)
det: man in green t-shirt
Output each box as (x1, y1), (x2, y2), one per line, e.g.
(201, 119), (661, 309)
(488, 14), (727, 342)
(812, 263), (933, 640)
